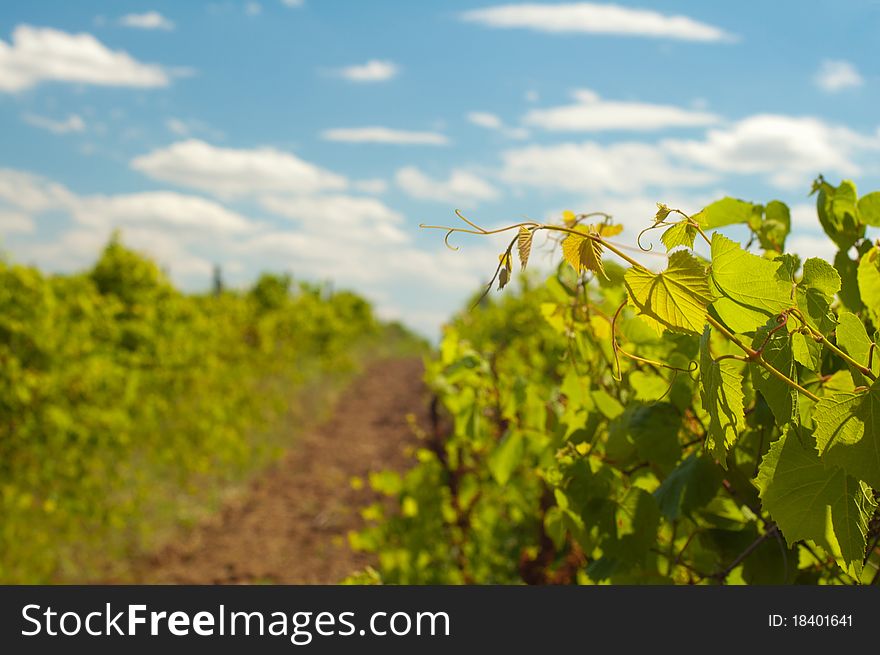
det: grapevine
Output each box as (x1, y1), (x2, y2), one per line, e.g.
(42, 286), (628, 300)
(352, 177), (880, 584)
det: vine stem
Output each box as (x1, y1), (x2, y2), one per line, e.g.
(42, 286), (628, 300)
(706, 315), (820, 402)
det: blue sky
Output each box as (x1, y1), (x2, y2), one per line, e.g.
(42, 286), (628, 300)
(1, 1), (878, 337)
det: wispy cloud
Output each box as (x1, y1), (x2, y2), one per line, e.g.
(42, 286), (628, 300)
(281, 0), (304, 7)
(131, 139), (347, 198)
(0, 25), (171, 92)
(22, 113), (86, 134)
(396, 166), (499, 206)
(467, 111), (529, 139)
(245, 2), (263, 17)
(500, 140), (716, 194)
(461, 3), (736, 42)
(321, 127), (449, 145)
(119, 11), (175, 31)
(336, 59), (399, 82)
(663, 114), (880, 188)
(524, 89), (719, 132)
(814, 59), (863, 93)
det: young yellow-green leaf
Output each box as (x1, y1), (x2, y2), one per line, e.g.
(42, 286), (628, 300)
(749, 321), (796, 425)
(756, 430), (875, 578)
(699, 329), (744, 462)
(858, 191), (880, 227)
(498, 251), (512, 290)
(654, 202), (672, 223)
(660, 221), (697, 251)
(562, 231), (606, 279)
(562, 210), (576, 226)
(623, 251), (714, 335)
(709, 233), (793, 333)
(813, 378), (880, 488)
(517, 226), (533, 270)
(694, 197), (761, 229)
(857, 245), (880, 325)
(597, 223), (623, 238)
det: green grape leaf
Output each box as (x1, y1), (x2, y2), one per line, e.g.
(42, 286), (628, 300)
(654, 454), (721, 520)
(699, 329), (745, 462)
(857, 245), (880, 325)
(660, 221), (697, 251)
(626, 403), (682, 473)
(835, 311), (879, 381)
(629, 371), (669, 401)
(835, 249), (863, 313)
(623, 251), (714, 336)
(488, 430), (525, 486)
(796, 257), (840, 334)
(709, 233), (793, 333)
(858, 191), (880, 227)
(813, 379), (880, 488)
(756, 430), (874, 577)
(756, 200), (791, 253)
(791, 332), (821, 371)
(695, 197), (761, 229)
(607, 487), (661, 563)
(749, 321), (796, 425)
(815, 178), (864, 249)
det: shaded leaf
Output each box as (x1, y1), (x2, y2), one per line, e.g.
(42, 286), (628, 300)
(813, 378), (880, 488)
(756, 430), (875, 577)
(699, 329), (745, 462)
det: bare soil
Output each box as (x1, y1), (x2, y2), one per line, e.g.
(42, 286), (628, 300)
(131, 357), (428, 584)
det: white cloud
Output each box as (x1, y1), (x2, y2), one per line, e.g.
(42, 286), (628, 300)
(814, 60), (863, 93)
(119, 11), (175, 31)
(73, 192), (255, 234)
(259, 194), (409, 243)
(460, 3), (735, 42)
(337, 59), (399, 82)
(468, 111), (503, 130)
(789, 203), (818, 232)
(785, 234), (836, 264)
(500, 140), (716, 194)
(0, 168), (256, 282)
(0, 168), (76, 212)
(0, 25), (171, 92)
(524, 88), (719, 132)
(663, 114), (880, 189)
(23, 113), (86, 134)
(467, 111), (530, 139)
(396, 166), (499, 206)
(165, 117), (224, 140)
(321, 127), (449, 146)
(245, 2), (262, 16)
(354, 178), (388, 194)
(0, 210), (35, 234)
(131, 139), (347, 198)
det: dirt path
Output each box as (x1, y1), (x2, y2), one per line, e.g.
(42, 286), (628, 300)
(133, 357), (429, 584)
